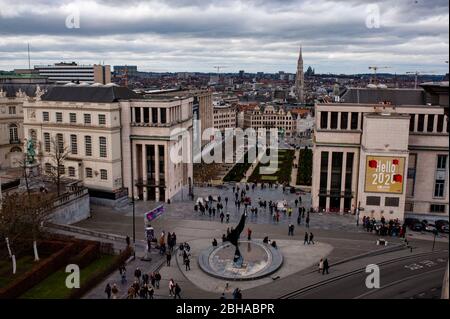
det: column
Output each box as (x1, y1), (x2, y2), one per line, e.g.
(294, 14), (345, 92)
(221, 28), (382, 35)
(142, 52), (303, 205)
(433, 114), (438, 133)
(340, 152), (347, 213)
(327, 112), (331, 130)
(131, 107), (136, 123)
(358, 113), (362, 130)
(424, 114), (429, 132)
(157, 108), (161, 124)
(347, 113), (351, 130)
(140, 107), (144, 124)
(326, 151), (333, 212)
(337, 112), (341, 130)
(414, 114), (418, 133)
(132, 142), (139, 199)
(142, 144), (148, 201)
(155, 144), (160, 201)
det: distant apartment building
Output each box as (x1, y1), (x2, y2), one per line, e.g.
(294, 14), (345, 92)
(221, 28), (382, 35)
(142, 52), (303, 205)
(243, 105), (295, 136)
(113, 65), (138, 76)
(213, 104), (237, 131)
(22, 84), (193, 204)
(34, 62), (111, 84)
(311, 85), (449, 222)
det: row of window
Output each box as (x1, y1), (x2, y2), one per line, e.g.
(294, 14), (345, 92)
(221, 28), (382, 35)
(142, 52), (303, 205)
(43, 133), (107, 158)
(320, 111), (360, 130)
(366, 196), (400, 207)
(133, 107), (168, 124)
(44, 163), (108, 180)
(409, 114), (448, 133)
(405, 202), (447, 214)
(43, 111), (106, 125)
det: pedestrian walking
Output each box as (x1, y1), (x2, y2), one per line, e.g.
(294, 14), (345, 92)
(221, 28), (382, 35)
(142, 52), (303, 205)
(105, 283), (112, 299)
(295, 199), (298, 207)
(174, 283), (182, 299)
(318, 258), (324, 273)
(309, 232), (314, 244)
(166, 250), (172, 266)
(322, 258), (330, 275)
(126, 235), (131, 247)
(226, 212), (230, 223)
(305, 215), (310, 228)
(304, 232), (309, 245)
(220, 212), (225, 223)
(154, 272), (161, 288)
(134, 268), (142, 284)
(111, 284), (119, 299)
(247, 227), (252, 240)
(185, 257), (191, 271)
(169, 279), (175, 296)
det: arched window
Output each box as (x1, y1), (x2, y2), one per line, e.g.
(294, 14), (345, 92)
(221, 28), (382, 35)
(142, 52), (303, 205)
(10, 147), (22, 153)
(9, 124), (19, 143)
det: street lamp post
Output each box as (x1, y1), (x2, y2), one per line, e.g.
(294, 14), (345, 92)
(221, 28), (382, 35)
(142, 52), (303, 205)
(432, 229), (438, 251)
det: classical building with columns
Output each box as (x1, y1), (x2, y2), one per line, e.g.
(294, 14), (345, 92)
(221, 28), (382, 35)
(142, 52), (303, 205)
(22, 84), (193, 204)
(121, 95), (193, 202)
(243, 105), (295, 136)
(312, 85), (449, 222)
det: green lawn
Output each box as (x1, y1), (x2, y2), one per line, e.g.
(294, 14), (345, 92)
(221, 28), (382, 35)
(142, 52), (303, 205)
(0, 256), (40, 289)
(296, 148), (313, 186)
(20, 254), (117, 299)
(223, 148), (257, 182)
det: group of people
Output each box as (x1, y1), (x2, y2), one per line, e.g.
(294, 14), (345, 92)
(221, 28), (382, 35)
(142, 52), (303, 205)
(304, 231), (315, 244)
(157, 231), (178, 255)
(105, 266), (163, 299)
(361, 216), (406, 237)
(318, 258), (330, 275)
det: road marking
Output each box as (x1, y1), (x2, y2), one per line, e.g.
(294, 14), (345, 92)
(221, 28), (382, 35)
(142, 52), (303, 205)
(404, 263), (423, 271)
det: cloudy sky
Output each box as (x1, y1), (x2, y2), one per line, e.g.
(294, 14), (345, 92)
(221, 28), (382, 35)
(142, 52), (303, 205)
(0, 0), (448, 74)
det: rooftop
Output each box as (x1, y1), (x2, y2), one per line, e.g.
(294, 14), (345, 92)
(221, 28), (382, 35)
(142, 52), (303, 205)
(42, 85), (142, 103)
(340, 87), (425, 105)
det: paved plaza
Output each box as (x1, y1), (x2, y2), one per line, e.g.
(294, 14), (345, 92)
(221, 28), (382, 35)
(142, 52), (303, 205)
(75, 184), (448, 299)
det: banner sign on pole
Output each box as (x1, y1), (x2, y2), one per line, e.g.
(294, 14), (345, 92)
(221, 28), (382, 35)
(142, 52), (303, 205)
(144, 205), (165, 222)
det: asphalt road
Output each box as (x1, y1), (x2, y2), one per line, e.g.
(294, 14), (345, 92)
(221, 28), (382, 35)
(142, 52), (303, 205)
(286, 250), (448, 299)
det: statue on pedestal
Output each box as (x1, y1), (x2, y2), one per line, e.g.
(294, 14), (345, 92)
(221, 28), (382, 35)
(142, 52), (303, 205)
(225, 212), (247, 267)
(26, 139), (36, 165)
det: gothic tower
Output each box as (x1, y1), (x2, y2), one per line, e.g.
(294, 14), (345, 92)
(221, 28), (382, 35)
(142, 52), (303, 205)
(295, 45), (305, 103)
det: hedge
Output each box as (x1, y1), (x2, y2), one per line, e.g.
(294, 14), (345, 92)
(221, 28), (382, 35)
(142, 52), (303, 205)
(296, 147), (313, 186)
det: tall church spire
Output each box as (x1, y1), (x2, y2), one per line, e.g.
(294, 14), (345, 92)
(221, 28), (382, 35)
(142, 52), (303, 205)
(295, 45), (305, 103)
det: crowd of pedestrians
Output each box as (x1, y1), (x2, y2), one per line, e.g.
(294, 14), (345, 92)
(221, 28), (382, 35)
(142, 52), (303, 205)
(361, 216), (406, 238)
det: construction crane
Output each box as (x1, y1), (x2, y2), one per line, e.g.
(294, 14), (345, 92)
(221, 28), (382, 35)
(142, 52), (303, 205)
(368, 66), (391, 84)
(213, 66), (228, 74)
(406, 71), (436, 89)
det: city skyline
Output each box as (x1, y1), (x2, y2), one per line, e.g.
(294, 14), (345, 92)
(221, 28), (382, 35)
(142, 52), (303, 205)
(0, 0), (448, 74)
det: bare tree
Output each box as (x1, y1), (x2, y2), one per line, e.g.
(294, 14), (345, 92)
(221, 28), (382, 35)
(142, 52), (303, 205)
(16, 154), (32, 196)
(45, 137), (71, 196)
(0, 193), (27, 274)
(22, 193), (55, 261)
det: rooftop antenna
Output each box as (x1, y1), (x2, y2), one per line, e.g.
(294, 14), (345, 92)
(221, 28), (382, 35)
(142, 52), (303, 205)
(27, 43), (31, 84)
(27, 43), (31, 70)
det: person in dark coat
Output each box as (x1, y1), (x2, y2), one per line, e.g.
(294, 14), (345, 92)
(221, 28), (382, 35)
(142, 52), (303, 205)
(322, 258), (329, 275)
(304, 232), (309, 245)
(309, 232), (315, 244)
(174, 283), (182, 299)
(105, 283), (112, 299)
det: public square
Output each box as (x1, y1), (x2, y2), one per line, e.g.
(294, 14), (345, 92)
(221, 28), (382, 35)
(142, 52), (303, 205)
(71, 184), (449, 300)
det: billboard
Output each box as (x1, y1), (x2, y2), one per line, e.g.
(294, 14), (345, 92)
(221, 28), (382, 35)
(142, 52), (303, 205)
(365, 156), (405, 194)
(144, 205), (165, 222)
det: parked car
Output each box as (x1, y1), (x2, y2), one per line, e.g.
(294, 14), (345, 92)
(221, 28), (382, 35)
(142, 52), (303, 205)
(410, 222), (424, 232)
(424, 223), (437, 232)
(404, 218), (421, 227)
(435, 220), (449, 233)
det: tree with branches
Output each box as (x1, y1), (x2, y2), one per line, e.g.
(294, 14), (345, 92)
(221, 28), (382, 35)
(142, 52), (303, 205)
(45, 137), (71, 196)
